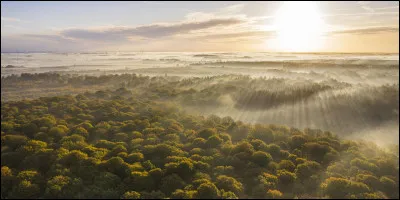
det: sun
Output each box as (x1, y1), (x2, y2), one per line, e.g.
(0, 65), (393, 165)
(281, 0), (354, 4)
(272, 1), (326, 52)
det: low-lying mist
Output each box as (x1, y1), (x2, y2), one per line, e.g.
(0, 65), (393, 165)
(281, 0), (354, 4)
(2, 61), (398, 147)
(184, 83), (398, 146)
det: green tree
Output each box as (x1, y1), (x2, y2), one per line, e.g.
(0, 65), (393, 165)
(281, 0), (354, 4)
(197, 128), (217, 139)
(2, 135), (28, 150)
(380, 176), (398, 198)
(266, 189), (283, 199)
(126, 152), (144, 163)
(171, 189), (198, 199)
(1, 166), (15, 198)
(321, 177), (350, 198)
(278, 160), (295, 172)
(206, 135), (223, 148)
(121, 191), (140, 199)
(10, 180), (41, 199)
(44, 175), (83, 198)
(160, 174), (186, 195)
(221, 190), (238, 199)
(196, 182), (220, 199)
(250, 125), (274, 143)
(216, 175), (243, 196)
(251, 151), (273, 167)
(277, 170), (296, 187)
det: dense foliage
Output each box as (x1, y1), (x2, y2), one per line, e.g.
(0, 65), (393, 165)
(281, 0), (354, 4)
(1, 87), (398, 199)
(0, 72), (358, 107)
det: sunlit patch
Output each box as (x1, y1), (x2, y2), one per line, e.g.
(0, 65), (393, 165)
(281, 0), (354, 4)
(272, 1), (326, 52)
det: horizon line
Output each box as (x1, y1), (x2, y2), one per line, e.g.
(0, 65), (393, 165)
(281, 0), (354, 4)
(2, 51), (399, 54)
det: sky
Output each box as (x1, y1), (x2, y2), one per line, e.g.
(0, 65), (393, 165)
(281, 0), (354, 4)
(1, 1), (399, 53)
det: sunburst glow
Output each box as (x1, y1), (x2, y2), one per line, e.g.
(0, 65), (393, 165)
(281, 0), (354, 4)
(273, 1), (326, 52)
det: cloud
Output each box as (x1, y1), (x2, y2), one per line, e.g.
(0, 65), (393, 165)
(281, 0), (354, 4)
(3, 25), (23, 29)
(375, 5), (399, 10)
(323, 11), (398, 18)
(61, 28), (128, 42)
(2, 15), (247, 52)
(361, 6), (375, 12)
(197, 30), (275, 40)
(1, 16), (21, 22)
(200, 26), (398, 41)
(1, 35), (79, 52)
(60, 18), (244, 41)
(357, 1), (375, 12)
(218, 3), (245, 15)
(250, 15), (275, 21)
(197, 26), (398, 41)
(330, 26), (399, 35)
(23, 34), (76, 43)
(184, 4), (247, 22)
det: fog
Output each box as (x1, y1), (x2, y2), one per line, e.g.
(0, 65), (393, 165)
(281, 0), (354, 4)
(1, 52), (399, 146)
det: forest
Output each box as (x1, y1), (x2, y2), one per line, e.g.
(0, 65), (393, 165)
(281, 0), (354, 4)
(1, 73), (399, 199)
(2, 73), (398, 142)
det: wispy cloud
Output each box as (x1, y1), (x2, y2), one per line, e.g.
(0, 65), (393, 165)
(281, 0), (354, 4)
(60, 17), (245, 41)
(197, 26), (398, 41)
(19, 24), (398, 49)
(2, 14), (247, 52)
(1, 16), (22, 22)
(357, 1), (375, 13)
(1, 16), (30, 24)
(323, 11), (398, 18)
(244, 11), (398, 24)
(218, 3), (245, 15)
(374, 5), (399, 10)
(330, 26), (399, 35)
(3, 25), (23, 29)
(23, 34), (76, 43)
(184, 3), (247, 22)
(197, 30), (275, 40)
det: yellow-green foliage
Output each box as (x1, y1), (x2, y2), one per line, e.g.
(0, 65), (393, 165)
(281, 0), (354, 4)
(1, 87), (398, 199)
